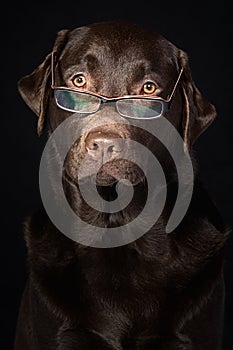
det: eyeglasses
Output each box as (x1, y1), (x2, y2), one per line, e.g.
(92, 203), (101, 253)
(51, 52), (183, 120)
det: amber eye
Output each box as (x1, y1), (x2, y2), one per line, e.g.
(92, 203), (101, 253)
(72, 74), (87, 88)
(142, 82), (157, 94)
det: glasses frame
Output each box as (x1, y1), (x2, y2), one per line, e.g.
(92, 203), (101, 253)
(51, 51), (183, 119)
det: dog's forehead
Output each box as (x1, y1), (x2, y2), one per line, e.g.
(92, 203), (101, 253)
(60, 22), (177, 71)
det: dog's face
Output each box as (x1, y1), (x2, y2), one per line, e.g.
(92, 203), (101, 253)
(18, 21), (216, 189)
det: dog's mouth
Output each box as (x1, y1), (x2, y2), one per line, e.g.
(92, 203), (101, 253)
(64, 151), (146, 187)
(93, 159), (145, 187)
(63, 158), (146, 195)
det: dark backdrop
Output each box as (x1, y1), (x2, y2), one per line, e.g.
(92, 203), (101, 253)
(2, 1), (232, 349)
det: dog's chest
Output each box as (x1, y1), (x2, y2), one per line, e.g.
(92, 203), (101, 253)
(81, 287), (161, 349)
(77, 258), (166, 342)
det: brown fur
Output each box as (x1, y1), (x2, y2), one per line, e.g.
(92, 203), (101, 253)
(15, 21), (230, 349)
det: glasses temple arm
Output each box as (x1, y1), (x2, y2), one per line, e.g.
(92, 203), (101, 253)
(51, 51), (57, 87)
(168, 67), (184, 101)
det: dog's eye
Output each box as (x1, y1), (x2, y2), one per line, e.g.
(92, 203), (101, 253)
(142, 82), (157, 94)
(72, 74), (87, 88)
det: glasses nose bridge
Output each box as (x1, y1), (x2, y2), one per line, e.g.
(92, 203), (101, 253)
(99, 96), (119, 114)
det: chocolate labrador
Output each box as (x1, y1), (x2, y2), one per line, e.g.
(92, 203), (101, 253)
(15, 21), (229, 349)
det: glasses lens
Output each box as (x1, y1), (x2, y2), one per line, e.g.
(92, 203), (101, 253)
(54, 89), (100, 113)
(117, 99), (164, 119)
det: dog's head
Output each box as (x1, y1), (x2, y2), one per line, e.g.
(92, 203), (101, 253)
(18, 21), (216, 188)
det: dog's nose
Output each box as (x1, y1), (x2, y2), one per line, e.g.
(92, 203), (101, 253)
(85, 131), (124, 161)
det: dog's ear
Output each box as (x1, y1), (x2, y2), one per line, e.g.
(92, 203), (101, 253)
(178, 50), (216, 148)
(18, 29), (70, 135)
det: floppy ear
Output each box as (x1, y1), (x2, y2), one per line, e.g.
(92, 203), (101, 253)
(18, 29), (70, 135)
(179, 50), (217, 148)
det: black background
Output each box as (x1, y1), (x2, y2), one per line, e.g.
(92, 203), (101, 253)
(2, 1), (232, 349)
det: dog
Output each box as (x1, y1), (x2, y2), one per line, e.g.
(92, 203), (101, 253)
(14, 21), (229, 349)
